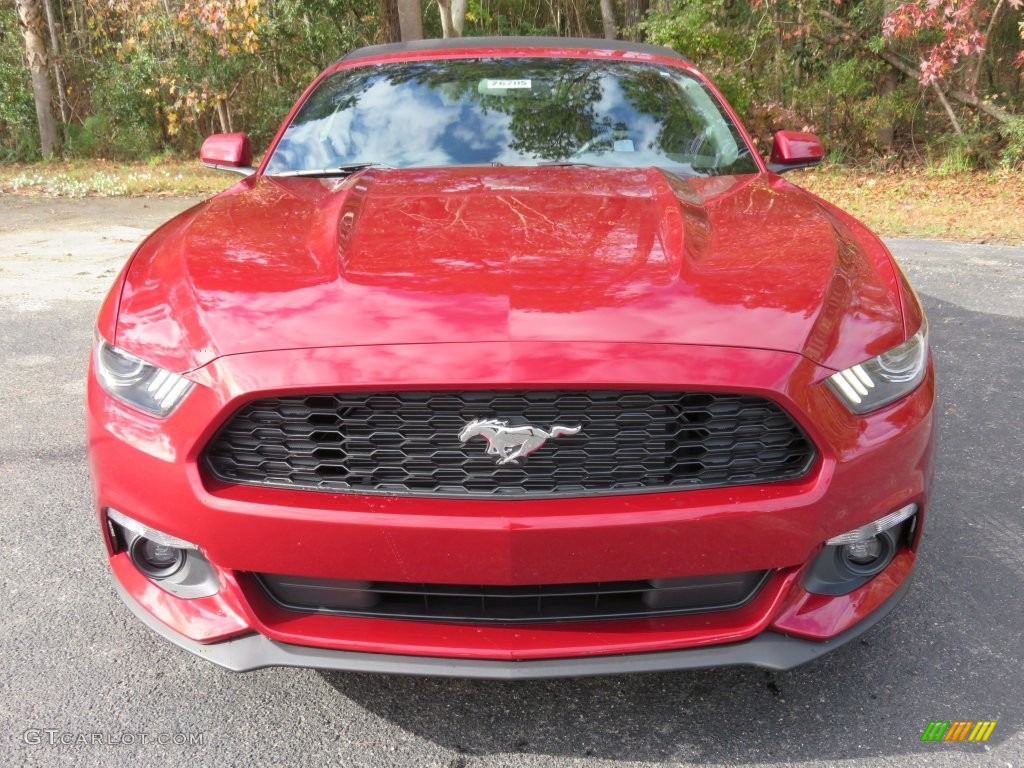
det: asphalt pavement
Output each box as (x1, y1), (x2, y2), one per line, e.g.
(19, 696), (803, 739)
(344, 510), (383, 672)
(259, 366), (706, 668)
(1, 197), (1021, 767)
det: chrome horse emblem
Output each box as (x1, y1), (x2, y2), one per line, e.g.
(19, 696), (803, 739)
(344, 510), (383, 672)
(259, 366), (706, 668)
(458, 419), (582, 465)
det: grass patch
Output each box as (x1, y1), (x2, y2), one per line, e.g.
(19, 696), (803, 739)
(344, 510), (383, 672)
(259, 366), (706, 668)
(794, 166), (1023, 245)
(1, 160), (1020, 244)
(0, 159), (229, 198)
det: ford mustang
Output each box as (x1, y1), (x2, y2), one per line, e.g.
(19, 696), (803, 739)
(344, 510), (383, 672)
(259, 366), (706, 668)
(88, 37), (935, 678)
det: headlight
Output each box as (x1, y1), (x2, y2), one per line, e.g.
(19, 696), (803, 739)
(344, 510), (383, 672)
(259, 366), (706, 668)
(94, 338), (193, 417)
(826, 328), (928, 414)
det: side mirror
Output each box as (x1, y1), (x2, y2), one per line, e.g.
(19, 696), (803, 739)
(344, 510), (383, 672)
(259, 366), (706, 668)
(200, 133), (255, 176)
(768, 131), (824, 174)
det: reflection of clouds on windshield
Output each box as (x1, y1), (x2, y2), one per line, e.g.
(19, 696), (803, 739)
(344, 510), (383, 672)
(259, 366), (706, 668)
(632, 115), (661, 154)
(273, 80), (462, 169)
(452, 115), (512, 153)
(266, 59), (759, 175)
(349, 83), (457, 166)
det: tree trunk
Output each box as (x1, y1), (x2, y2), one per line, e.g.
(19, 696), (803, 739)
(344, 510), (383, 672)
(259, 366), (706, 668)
(42, 0), (68, 124)
(15, 0), (60, 157)
(967, 0), (1004, 96)
(931, 82), (963, 136)
(600, 0), (617, 39)
(216, 98), (232, 134)
(875, 68), (898, 151)
(378, 0), (402, 43)
(451, 0), (467, 35)
(397, 0), (424, 41)
(437, 0), (457, 37)
(623, 0), (649, 41)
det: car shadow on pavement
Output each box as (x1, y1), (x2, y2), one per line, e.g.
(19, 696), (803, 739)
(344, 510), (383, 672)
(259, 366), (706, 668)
(320, 293), (1023, 763)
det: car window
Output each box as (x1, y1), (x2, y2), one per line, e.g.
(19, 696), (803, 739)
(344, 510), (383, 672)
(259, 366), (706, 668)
(263, 57), (758, 177)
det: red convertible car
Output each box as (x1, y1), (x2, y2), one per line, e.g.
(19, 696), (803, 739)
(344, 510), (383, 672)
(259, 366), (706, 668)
(88, 37), (935, 678)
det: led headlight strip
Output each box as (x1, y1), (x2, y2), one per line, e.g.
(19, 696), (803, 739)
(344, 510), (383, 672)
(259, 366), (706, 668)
(95, 338), (194, 417)
(827, 328), (928, 414)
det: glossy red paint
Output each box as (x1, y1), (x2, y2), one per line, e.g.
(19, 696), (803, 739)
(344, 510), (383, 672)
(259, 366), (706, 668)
(114, 169), (905, 376)
(770, 131), (825, 168)
(232, 570), (804, 659)
(108, 553), (251, 643)
(770, 550), (917, 640)
(88, 331), (934, 657)
(199, 133), (253, 168)
(89, 39), (936, 671)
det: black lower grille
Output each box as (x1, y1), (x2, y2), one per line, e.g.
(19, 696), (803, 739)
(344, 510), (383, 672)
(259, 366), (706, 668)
(205, 390), (814, 498)
(256, 571), (771, 624)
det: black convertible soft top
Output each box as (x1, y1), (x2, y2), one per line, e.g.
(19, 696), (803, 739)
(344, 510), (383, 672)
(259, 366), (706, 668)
(336, 36), (689, 65)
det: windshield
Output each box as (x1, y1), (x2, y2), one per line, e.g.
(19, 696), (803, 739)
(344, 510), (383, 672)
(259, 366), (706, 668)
(263, 57), (759, 177)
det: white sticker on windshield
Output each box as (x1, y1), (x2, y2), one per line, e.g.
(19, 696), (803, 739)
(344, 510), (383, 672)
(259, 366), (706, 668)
(484, 79), (532, 90)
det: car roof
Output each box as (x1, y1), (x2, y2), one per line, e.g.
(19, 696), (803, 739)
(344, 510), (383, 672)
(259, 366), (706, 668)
(336, 36), (690, 65)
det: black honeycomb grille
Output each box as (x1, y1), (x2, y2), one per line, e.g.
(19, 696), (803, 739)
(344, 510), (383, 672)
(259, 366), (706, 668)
(204, 390), (815, 498)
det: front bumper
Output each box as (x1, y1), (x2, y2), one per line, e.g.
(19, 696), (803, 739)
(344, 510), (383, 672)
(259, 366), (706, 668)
(112, 569), (914, 678)
(89, 341), (935, 671)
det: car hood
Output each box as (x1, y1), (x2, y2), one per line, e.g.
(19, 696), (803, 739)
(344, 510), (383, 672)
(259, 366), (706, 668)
(116, 167), (904, 374)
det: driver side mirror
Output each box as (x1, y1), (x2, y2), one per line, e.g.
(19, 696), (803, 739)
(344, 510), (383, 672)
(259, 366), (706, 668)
(200, 133), (256, 176)
(768, 131), (824, 174)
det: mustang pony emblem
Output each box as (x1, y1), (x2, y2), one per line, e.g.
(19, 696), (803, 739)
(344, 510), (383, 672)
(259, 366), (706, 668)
(458, 419), (582, 465)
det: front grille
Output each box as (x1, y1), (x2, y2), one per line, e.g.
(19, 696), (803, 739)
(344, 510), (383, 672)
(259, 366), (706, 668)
(255, 571), (771, 624)
(205, 390), (814, 498)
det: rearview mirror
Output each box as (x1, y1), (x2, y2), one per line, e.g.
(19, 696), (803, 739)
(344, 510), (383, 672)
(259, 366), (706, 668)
(200, 133), (255, 176)
(768, 131), (824, 174)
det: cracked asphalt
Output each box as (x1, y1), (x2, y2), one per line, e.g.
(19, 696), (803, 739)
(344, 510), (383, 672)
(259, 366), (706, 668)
(1, 196), (1021, 767)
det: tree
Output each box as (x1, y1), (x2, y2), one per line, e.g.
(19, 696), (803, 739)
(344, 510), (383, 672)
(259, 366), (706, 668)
(437, 0), (467, 37)
(624, 0), (650, 41)
(379, 0), (402, 42)
(437, 0), (457, 37)
(14, 0), (58, 157)
(397, 0), (423, 40)
(451, 0), (467, 35)
(600, 0), (617, 39)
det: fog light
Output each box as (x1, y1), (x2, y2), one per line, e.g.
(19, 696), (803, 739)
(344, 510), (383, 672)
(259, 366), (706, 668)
(844, 538), (883, 564)
(803, 503), (918, 596)
(106, 508), (219, 598)
(130, 536), (186, 579)
(838, 532), (895, 577)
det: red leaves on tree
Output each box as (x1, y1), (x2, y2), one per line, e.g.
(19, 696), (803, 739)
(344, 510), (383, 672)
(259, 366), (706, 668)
(882, 1), (1020, 86)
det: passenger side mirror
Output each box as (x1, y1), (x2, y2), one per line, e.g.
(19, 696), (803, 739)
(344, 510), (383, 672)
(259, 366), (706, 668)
(200, 133), (256, 176)
(768, 131), (824, 174)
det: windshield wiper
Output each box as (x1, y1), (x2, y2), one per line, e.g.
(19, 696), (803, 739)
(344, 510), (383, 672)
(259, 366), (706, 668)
(537, 160), (598, 167)
(271, 162), (395, 178)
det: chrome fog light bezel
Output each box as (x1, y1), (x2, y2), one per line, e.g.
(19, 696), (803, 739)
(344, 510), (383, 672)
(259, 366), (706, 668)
(826, 503), (918, 546)
(802, 504), (918, 596)
(107, 507), (197, 551)
(106, 509), (220, 599)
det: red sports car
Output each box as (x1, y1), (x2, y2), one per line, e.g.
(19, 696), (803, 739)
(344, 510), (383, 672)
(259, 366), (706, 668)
(88, 37), (935, 678)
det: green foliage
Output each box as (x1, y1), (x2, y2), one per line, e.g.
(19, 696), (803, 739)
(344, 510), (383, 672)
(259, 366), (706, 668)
(72, 53), (165, 159)
(927, 138), (980, 175)
(644, 0), (758, 114)
(998, 117), (1024, 169)
(2, 0), (1021, 166)
(0, 8), (39, 162)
